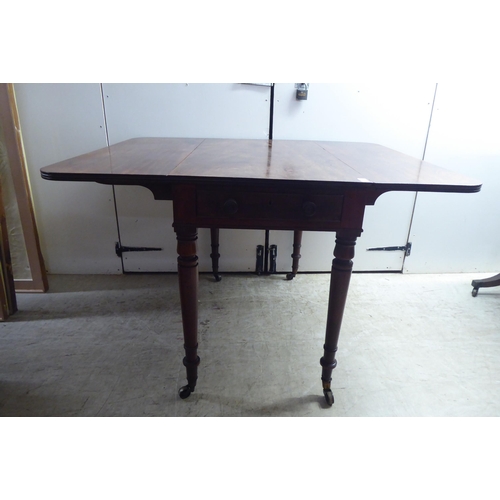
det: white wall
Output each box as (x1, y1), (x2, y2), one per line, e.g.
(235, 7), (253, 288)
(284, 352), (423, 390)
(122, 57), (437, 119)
(272, 83), (436, 272)
(14, 83), (121, 274)
(103, 83), (272, 273)
(405, 83), (500, 273)
(15, 83), (500, 275)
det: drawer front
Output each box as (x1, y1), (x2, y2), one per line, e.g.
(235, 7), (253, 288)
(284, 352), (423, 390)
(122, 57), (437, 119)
(196, 189), (343, 225)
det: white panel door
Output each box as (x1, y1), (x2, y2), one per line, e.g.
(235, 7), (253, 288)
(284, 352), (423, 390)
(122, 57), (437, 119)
(102, 83), (271, 272)
(272, 83), (437, 272)
(404, 83), (500, 273)
(14, 83), (121, 274)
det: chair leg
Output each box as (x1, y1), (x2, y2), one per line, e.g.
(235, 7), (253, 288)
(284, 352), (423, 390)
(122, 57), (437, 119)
(210, 228), (222, 282)
(286, 230), (303, 280)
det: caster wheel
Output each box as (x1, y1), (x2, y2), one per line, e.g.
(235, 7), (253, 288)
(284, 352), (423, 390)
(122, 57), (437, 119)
(178, 385), (192, 399)
(214, 274), (222, 282)
(323, 389), (334, 406)
(286, 273), (295, 280)
(472, 288), (478, 297)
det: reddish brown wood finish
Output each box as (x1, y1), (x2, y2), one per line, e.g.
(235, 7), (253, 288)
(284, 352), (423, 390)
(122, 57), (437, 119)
(42, 138), (481, 195)
(176, 224), (200, 396)
(321, 230), (359, 401)
(40, 137), (482, 405)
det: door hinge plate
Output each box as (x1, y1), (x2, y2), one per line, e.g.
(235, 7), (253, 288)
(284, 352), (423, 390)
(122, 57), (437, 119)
(367, 242), (412, 257)
(115, 242), (162, 257)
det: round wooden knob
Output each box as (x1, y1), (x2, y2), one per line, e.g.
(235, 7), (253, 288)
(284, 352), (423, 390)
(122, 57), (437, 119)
(223, 198), (238, 215)
(302, 201), (316, 217)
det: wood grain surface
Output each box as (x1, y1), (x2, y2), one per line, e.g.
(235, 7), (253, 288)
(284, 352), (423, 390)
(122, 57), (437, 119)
(41, 137), (482, 193)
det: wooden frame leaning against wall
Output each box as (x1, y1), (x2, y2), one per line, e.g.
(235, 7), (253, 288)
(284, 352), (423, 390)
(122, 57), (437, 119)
(0, 83), (48, 310)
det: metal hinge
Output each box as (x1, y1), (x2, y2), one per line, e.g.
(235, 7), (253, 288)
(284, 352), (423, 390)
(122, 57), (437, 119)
(367, 242), (412, 257)
(240, 83), (273, 87)
(115, 242), (162, 257)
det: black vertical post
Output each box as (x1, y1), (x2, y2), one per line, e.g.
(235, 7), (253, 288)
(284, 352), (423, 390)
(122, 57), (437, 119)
(269, 83), (274, 140)
(263, 83), (275, 274)
(264, 228), (270, 274)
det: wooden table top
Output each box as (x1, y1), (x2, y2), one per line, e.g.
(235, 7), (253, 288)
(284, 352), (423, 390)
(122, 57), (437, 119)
(41, 137), (482, 193)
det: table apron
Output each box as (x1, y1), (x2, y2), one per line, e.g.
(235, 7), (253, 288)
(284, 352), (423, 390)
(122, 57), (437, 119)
(172, 184), (374, 233)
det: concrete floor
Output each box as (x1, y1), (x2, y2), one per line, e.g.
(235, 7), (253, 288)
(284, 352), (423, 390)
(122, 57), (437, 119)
(1, 272), (499, 417)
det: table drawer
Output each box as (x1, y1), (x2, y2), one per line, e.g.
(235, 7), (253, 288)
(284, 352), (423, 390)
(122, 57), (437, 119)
(196, 189), (343, 223)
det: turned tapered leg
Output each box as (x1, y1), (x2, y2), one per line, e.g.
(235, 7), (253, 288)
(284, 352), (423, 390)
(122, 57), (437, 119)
(320, 231), (357, 406)
(210, 227), (222, 282)
(176, 225), (200, 399)
(286, 230), (303, 280)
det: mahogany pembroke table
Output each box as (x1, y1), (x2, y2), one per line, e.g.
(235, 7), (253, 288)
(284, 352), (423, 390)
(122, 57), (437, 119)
(41, 138), (481, 406)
